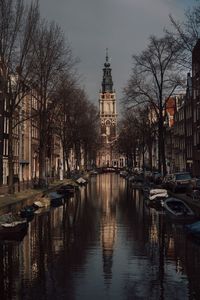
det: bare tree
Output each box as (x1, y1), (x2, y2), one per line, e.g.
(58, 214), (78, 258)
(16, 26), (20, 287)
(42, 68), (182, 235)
(123, 34), (183, 175)
(79, 100), (99, 170)
(69, 88), (95, 171)
(30, 19), (75, 186)
(136, 106), (156, 171)
(55, 74), (99, 174)
(117, 110), (140, 168)
(53, 73), (77, 177)
(169, 5), (200, 68)
(0, 0), (39, 192)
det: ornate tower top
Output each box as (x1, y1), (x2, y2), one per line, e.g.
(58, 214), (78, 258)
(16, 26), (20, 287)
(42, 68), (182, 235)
(101, 48), (113, 93)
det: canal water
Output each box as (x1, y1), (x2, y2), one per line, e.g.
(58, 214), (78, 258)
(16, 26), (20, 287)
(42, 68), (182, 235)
(0, 173), (200, 300)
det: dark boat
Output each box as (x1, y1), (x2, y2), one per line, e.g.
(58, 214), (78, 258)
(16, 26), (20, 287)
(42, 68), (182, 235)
(48, 192), (64, 207)
(163, 197), (195, 221)
(185, 220), (200, 238)
(20, 205), (37, 219)
(0, 214), (28, 241)
(57, 184), (76, 197)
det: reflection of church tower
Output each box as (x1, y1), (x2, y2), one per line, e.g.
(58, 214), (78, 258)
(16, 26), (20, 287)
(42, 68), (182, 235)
(97, 49), (118, 167)
(101, 201), (116, 285)
(99, 174), (117, 286)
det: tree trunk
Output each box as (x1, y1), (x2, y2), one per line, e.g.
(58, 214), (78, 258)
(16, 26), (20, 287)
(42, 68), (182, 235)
(38, 143), (46, 186)
(84, 145), (88, 170)
(158, 110), (167, 176)
(148, 142), (153, 171)
(8, 117), (14, 194)
(75, 142), (81, 170)
(63, 148), (66, 175)
(38, 123), (46, 186)
(66, 157), (71, 177)
(142, 144), (145, 171)
(133, 148), (137, 168)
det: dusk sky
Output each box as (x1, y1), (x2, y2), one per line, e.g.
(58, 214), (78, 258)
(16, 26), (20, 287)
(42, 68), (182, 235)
(28, 0), (198, 106)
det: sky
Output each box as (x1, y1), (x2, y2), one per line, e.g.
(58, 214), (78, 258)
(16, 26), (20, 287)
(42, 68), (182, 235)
(27, 0), (198, 108)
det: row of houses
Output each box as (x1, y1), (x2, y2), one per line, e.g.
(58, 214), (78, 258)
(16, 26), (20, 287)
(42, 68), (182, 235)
(0, 84), (85, 188)
(149, 39), (200, 177)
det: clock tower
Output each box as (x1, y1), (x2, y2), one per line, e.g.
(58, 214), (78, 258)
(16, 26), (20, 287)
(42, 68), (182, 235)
(97, 50), (119, 167)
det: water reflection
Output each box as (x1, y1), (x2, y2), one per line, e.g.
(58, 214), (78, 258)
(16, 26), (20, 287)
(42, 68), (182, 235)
(97, 174), (118, 285)
(0, 174), (200, 299)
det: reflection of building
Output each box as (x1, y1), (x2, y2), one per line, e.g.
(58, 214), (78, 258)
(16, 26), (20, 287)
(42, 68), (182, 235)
(96, 50), (125, 168)
(98, 174), (117, 285)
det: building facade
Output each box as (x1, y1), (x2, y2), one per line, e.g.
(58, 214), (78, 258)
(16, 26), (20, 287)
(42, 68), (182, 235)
(96, 51), (125, 168)
(184, 73), (193, 173)
(192, 40), (200, 177)
(0, 81), (64, 189)
(173, 97), (186, 172)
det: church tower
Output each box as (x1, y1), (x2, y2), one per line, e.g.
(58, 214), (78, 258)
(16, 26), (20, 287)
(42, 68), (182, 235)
(97, 50), (118, 167)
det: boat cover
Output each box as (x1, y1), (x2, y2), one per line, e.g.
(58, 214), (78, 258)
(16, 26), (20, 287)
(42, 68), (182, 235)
(149, 192), (168, 200)
(150, 189), (168, 196)
(76, 177), (86, 184)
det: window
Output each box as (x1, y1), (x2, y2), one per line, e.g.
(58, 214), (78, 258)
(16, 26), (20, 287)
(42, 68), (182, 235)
(4, 117), (9, 134)
(3, 139), (8, 156)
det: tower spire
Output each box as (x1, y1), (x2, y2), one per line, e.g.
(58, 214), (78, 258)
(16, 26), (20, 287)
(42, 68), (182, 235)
(106, 48), (109, 63)
(102, 49), (113, 93)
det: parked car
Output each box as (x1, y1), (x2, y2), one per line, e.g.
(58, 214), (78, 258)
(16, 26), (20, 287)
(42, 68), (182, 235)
(187, 190), (200, 201)
(168, 172), (193, 193)
(192, 178), (200, 191)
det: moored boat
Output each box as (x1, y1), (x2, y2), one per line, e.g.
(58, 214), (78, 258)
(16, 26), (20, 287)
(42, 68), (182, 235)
(145, 188), (168, 211)
(33, 198), (50, 209)
(149, 188), (168, 196)
(48, 192), (64, 207)
(76, 177), (88, 186)
(0, 213), (28, 240)
(33, 197), (50, 208)
(20, 205), (37, 219)
(149, 189), (168, 200)
(185, 220), (200, 238)
(163, 197), (195, 221)
(56, 184), (76, 197)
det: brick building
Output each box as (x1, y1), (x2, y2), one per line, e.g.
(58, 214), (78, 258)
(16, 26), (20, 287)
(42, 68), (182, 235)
(192, 39), (200, 176)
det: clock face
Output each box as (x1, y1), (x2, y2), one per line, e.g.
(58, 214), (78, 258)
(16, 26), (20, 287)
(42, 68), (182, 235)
(105, 119), (111, 126)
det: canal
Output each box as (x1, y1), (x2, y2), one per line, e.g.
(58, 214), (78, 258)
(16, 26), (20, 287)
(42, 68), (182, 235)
(0, 173), (200, 299)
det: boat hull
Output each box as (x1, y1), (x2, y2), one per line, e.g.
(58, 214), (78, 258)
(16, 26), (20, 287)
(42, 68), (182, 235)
(0, 222), (28, 241)
(163, 197), (195, 222)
